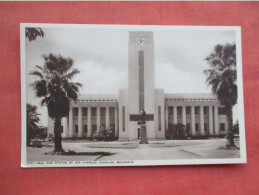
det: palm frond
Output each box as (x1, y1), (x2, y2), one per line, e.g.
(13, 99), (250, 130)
(30, 70), (43, 79)
(67, 86), (79, 101)
(65, 69), (80, 80)
(33, 80), (47, 97)
(74, 82), (83, 88)
(35, 65), (44, 72)
(41, 96), (52, 106)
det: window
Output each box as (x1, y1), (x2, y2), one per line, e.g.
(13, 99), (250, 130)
(204, 107), (207, 114)
(219, 107), (226, 115)
(168, 107), (173, 115)
(158, 106), (161, 131)
(92, 108), (96, 116)
(220, 123), (225, 131)
(195, 123), (199, 131)
(75, 125), (78, 133)
(195, 107), (199, 115)
(122, 106), (125, 131)
(83, 108), (87, 116)
(204, 123), (208, 131)
(73, 108), (78, 116)
(110, 108), (114, 116)
(186, 107), (191, 115)
(93, 125), (97, 132)
(177, 107), (182, 115)
(101, 108), (106, 116)
(169, 124), (173, 130)
(84, 125), (87, 133)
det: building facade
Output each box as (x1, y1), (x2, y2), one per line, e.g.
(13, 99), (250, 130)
(48, 31), (227, 140)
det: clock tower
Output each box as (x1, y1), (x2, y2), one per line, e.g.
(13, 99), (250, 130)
(128, 31), (155, 140)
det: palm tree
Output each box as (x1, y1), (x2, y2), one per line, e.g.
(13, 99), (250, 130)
(26, 27), (44, 41)
(30, 53), (82, 153)
(27, 104), (40, 146)
(204, 43), (237, 147)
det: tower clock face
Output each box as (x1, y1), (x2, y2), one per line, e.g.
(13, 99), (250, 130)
(137, 38), (146, 47)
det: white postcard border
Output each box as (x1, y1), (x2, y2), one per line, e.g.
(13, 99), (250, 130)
(21, 23), (247, 168)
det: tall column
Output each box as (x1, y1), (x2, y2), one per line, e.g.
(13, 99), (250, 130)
(209, 105), (213, 135)
(214, 106), (219, 135)
(182, 106), (186, 126)
(114, 107), (118, 137)
(87, 107), (92, 137)
(62, 117), (68, 137)
(97, 107), (100, 134)
(200, 106), (204, 135)
(106, 107), (110, 128)
(165, 106), (168, 131)
(68, 107), (73, 137)
(173, 106), (177, 125)
(191, 106), (196, 136)
(78, 107), (82, 137)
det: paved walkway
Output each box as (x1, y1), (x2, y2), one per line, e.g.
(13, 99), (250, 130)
(26, 139), (240, 162)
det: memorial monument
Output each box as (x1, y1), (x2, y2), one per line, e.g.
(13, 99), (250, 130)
(127, 31), (155, 141)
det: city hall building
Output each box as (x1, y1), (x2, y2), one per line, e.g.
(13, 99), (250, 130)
(48, 31), (227, 141)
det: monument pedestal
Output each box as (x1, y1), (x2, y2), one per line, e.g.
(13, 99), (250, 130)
(139, 123), (148, 144)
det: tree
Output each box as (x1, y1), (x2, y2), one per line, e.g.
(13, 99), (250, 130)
(173, 123), (187, 139)
(25, 27), (44, 41)
(30, 54), (82, 153)
(27, 104), (40, 146)
(167, 123), (187, 139)
(204, 43), (237, 147)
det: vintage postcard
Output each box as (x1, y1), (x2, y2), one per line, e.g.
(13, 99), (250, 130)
(21, 24), (246, 167)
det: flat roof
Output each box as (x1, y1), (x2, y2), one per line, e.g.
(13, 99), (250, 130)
(78, 93), (217, 101)
(78, 94), (118, 100)
(164, 93), (217, 99)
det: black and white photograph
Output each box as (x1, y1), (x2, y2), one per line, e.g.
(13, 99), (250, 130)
(21, 24), (246, 167)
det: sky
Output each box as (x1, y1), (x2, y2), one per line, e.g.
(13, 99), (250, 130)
(25, 25), (238, 126)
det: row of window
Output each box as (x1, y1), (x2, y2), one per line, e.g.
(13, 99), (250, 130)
(168, 107), (226, 115)
(71, 107), (226, 118)
(166, 98), (215, 101)
(71, 106), (226, 116)
(169, 123), (225, 132)
(72, 107), (116, 117)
